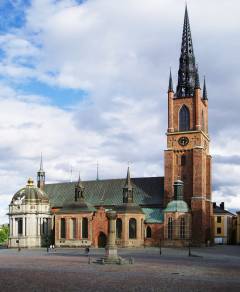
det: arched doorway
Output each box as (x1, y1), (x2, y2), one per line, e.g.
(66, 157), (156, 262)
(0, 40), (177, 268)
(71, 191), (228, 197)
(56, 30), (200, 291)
(98, 232), (107, 248)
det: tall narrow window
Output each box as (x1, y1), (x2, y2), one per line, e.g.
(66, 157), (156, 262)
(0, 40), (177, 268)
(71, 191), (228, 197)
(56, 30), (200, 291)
(116, 218), (122, 239)
(17, 218), (23, 235)
(181, 155), (186, 166)
(70, 218), (76, 239)
(82, 217), (88, 239)
(179, 105), (190, 131)
(61, 218), (66, 239)
(180, 217), (185, 239)
(129, 218), (137, 239)
(146, 226), (152, 238)
(168, 217), (173, 240)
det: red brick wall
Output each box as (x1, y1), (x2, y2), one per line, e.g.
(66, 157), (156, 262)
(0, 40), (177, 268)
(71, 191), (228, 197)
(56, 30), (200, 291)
(144, 223), (163, 247)
(92, 207), (108, 247)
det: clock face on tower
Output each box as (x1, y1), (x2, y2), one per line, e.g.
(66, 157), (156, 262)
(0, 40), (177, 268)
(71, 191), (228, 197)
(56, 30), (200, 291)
(178, 136), (189, 146)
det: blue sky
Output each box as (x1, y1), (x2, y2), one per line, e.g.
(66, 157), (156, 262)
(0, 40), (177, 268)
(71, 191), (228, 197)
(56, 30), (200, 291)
(0, 0), (240, 222)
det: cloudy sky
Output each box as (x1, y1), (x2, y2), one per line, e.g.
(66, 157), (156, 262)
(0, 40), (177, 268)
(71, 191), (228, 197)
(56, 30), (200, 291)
(0, 0), (240, 222)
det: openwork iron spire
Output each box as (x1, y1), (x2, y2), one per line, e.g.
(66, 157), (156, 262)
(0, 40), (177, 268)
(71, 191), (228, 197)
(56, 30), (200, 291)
(203, 76), (208, 100)
(168, 68), (173, 92)
(195, 66), (200, 89)
(176, 5), (197, 97)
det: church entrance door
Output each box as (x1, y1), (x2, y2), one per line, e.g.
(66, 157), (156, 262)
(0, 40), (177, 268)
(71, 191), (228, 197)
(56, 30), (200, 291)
(98, 232), (107, 248)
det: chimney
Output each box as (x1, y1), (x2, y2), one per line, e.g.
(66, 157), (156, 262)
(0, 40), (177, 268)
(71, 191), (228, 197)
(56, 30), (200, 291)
(220, 202), (225, 210)
(213, 202), (216, 209)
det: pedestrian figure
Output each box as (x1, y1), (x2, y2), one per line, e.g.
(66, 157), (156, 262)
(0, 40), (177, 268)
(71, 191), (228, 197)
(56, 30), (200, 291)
(85, 246), (90, 255)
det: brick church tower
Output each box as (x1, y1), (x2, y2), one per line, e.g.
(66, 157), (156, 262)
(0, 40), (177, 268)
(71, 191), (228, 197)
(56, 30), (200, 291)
(164, 6), (213, 245)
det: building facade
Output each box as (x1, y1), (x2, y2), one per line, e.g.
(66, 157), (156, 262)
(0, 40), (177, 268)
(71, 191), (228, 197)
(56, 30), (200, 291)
(8, 6), (213, 248)
(213, 202), (236, 245)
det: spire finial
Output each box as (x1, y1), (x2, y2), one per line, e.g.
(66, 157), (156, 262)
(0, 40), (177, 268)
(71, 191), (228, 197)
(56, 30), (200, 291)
(203, 76), (208, 100)
(39, 152), (43, 171)
(176, 5), (197, 97)
(123, 165), (133, 203)
(168, 68), (174, 93)
(125, 165), (133, 190)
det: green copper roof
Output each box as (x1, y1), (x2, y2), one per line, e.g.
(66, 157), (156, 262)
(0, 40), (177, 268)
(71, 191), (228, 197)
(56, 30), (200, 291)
(143, 208), (163, 223)
(164, 200), (189, 213)
(44, 177), (164, 208)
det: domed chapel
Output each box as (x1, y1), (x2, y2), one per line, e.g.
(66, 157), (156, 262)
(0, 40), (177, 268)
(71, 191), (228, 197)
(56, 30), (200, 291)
(8, 6), (213, 248)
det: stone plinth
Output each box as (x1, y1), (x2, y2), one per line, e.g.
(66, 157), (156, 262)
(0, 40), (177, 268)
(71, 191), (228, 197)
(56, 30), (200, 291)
(97, 210), (127, 264)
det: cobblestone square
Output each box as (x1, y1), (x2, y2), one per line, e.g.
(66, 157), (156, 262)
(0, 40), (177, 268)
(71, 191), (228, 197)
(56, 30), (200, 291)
(0, 246), (239, 291)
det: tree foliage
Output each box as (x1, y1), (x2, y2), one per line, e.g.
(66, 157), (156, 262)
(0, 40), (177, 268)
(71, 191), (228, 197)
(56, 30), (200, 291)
(0, 226), (9, 244)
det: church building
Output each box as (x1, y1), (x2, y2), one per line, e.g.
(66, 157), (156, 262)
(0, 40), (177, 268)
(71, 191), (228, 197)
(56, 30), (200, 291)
(8, 7), (213, 248)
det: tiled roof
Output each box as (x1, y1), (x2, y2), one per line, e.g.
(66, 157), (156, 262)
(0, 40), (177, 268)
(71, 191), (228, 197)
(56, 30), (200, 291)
(214, 206), (235, 216)
(143, 208), (163, 223)
(45, 177), (164, 208)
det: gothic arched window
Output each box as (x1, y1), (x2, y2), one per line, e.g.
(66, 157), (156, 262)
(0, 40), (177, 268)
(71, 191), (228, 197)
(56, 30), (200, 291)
(82, 217), (88, 239)
(146, 226), (152, 238)
(129, 218), (137, 239)
(116, 218), (122, 239)
(180, 217), (185, 239)
(168, 217), (173, 240)
(179, 105), (190, 131)
(60, 218), (66, 239)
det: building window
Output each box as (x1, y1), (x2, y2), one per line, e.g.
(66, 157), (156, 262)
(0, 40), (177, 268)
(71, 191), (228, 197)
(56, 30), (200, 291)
(180, 217), (185, 239)
(146, 226), (152, 238)
(168, 217), (173, 240)
(217, 227), (221, 234)
(61, 218), (66, 239)
(82, 217), (88, 239)
(116, 218), (122, 239)
(17, 218), (23, 235)
(70, 218), (77, 239)
(179, 105), (190, 131)
(129, 218), (137, 239)
(181, 155), (186, 166)
(217, 216), (221, 223)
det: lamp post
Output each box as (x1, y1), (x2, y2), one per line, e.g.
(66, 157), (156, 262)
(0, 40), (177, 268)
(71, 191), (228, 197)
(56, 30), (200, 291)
(159, 238), (162, 255)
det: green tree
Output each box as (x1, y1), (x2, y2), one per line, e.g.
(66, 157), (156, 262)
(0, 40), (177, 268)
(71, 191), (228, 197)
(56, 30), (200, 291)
(0, 226), (9, 244)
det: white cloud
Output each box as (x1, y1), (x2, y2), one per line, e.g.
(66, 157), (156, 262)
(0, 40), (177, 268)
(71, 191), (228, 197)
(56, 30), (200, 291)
(0, 0), (240, 223)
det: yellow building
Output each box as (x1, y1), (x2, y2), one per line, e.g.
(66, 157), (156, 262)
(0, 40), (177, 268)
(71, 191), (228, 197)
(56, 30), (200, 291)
(237, 211), (240, 244)
(213, 202), (235, 245)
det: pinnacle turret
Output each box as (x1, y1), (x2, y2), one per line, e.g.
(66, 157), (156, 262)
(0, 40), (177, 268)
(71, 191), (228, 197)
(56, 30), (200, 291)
(123, 166), (133, 203)
(203, 76), (208, 100)
(37, 153), (45, 190)
(176, 5), (197, 97)
(168, 68), (174, 93)
(75, 172), (85, 201)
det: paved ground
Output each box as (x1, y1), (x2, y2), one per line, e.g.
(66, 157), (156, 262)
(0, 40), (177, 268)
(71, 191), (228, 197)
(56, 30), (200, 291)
(0, 246), (240, 291)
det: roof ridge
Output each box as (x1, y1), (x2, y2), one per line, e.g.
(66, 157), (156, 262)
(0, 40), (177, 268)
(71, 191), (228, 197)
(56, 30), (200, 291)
(45, 176), (164, 186)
